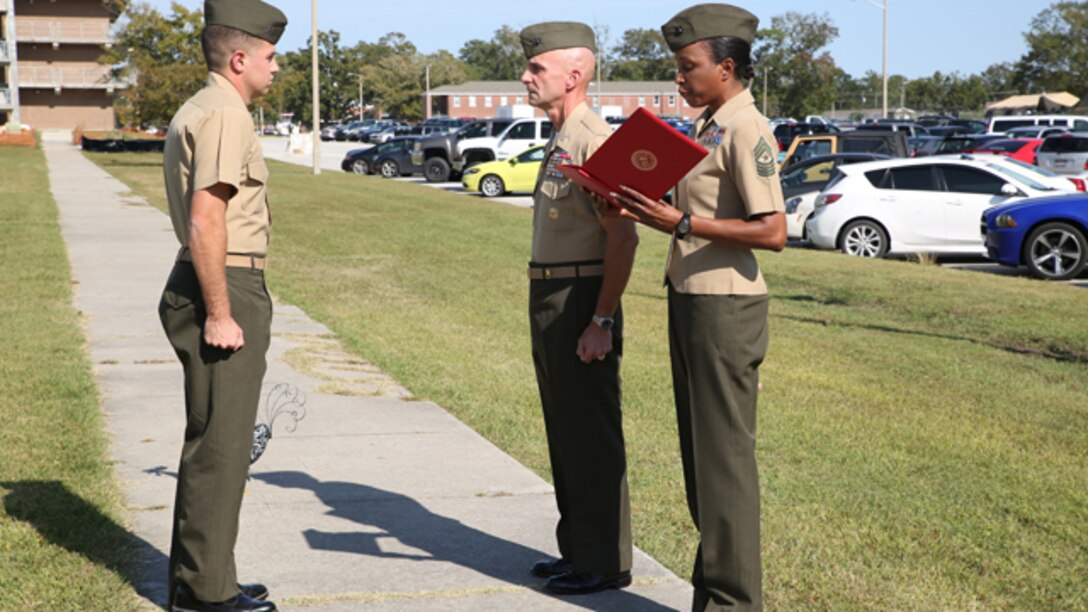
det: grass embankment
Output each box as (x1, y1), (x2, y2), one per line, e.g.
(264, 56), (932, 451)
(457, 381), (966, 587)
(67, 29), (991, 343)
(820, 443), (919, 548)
(0, 148), (138, 609)
(88, 151), (1088, 609)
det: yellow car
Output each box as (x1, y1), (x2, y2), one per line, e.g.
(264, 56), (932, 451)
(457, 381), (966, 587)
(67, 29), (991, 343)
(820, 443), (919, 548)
(462, 145), (545, 197)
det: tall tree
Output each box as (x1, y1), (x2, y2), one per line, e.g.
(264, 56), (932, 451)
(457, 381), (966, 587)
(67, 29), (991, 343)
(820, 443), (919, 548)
(753, 12), (841, 118)
(609, 28), (673, 81)
(458, 26), (523, 80)
(1013, 1), (1088, 98)
(100, 1), (205, 127)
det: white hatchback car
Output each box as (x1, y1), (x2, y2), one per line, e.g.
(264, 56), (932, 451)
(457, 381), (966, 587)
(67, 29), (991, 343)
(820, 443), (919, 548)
(805, 155), (1074, 257)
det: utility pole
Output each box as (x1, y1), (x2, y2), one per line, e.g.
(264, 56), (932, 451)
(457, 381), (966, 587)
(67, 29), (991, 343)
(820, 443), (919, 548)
(358, 73), (363, 120)
(425, 64), (431, 120)
(310, 0), (320, 175)
(762, 65), (770, 116)
(859, 0), (889, 119)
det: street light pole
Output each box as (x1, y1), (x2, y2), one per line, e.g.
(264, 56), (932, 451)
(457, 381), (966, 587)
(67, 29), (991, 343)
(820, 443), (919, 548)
(310, 0), (320, 175)
(862, 0), (889, 119)
(358, 73), (363, 120)
(425, 64), (431, 120)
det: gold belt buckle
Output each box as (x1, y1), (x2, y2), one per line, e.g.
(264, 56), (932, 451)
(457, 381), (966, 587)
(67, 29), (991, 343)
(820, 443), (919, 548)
(543, 268), (553, 280)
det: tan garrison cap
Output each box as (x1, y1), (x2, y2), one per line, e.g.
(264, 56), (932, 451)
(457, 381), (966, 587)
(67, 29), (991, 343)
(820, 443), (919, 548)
(205, 0), (288, 44)
(661, 3), (758, 52)
(520, 22), (597, 59)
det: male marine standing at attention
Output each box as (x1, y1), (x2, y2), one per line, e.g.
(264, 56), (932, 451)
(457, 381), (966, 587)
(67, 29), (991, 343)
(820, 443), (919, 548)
(159, 1), (285, 610)
(520, 21), (639, 595)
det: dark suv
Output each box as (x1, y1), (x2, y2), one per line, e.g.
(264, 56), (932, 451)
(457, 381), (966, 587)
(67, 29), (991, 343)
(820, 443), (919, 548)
(410, 118), (515, 183)
(773, 122), (840, 151)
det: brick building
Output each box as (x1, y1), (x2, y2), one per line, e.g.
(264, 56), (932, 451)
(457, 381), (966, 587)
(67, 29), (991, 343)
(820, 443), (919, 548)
(1, 0), (124, 130)
(425, 81), (704, 121)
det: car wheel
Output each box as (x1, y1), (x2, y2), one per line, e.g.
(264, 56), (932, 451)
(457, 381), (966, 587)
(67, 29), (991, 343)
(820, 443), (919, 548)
(1024, 222), (1087, 280)
(351, 159), (369, 175)
(480, 175), (506, 197)
(380, 159), (399, 178)
(425, 157), (451, 183)
(840, 219), (888, 258)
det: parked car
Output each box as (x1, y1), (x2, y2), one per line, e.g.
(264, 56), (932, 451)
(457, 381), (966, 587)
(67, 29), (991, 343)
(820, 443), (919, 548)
(968, 138), (1044, 165)
(1005, 125), (1071, 139)
(780, 153), (890, 240)
(334, 120), (370, 141)
(461, 145), (545, 197)
(779, 130), (908, 169)
(908, 135), (943, 157)
(983, 193), (1088, 280)
(934, 134), (1006, 155)
(457, 117), (552, 168)
(984, 154), (1087, 192)
(867, 121), (930, 137)
(605, 116), (628, 132)
(340, 137), (421, 177)
(926, 125), (975, 138)
(773, 121), (840, 151)
(320, 122), (342, 141)
(805, 156), (1071, 258)
(987, 114), (1088, 134)
(410, 118), (516, 183)
(1035, 133), (1088, 177)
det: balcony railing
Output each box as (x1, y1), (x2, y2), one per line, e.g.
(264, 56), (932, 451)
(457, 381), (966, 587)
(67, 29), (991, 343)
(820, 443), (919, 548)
(0, 86), (11, 109)
(19, 66), (126, 90)
(15, 20), (113, 45)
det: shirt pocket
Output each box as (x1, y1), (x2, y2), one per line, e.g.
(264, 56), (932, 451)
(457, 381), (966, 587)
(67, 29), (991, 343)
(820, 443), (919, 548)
(245, 158), (269, 186)
(538, 178), (575, 231)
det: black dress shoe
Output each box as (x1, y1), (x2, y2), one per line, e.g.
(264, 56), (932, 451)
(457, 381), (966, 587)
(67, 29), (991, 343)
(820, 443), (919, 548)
(171, 584), (277, 612)
(545, 570), (632, 595)
(530, 557), (572, 578)
(238, 583), (269, 601)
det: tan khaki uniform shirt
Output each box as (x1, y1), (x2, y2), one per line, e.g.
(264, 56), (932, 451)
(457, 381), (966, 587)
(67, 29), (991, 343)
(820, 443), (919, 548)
(531, 102), (612, 264)
(163, 72), (271, 256)
(667, 89), (784, 295)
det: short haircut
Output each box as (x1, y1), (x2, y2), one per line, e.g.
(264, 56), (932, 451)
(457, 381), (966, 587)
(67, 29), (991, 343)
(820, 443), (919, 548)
(704, 36), (756, 80)
(201, 24), (262, 71)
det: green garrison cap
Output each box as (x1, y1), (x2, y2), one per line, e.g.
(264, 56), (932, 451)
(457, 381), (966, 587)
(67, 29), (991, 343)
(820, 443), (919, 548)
(205, 0), (288, 44)
(661, 3), (758, 52)
(520, 22), (597, 59)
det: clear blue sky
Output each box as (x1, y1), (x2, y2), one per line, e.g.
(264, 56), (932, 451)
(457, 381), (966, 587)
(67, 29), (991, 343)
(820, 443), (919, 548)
(146, 0), (1051, 80)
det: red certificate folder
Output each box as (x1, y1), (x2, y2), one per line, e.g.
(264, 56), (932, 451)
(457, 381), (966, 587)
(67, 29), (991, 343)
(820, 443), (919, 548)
(557, 107), (708, 206)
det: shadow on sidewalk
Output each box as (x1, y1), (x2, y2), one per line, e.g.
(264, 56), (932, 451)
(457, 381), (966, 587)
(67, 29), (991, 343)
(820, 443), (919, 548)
(1, 480), (169, 606)
(254, 471), (676, 611)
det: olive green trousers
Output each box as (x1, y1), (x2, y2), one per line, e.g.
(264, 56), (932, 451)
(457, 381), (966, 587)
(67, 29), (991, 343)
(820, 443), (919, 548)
(529, 275), (632, 574)
(159, 262), (272, 602)
(668, 287), (769, 611)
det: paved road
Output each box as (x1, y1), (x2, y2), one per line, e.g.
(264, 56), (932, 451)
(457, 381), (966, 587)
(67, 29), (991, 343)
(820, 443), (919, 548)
(50, 137), (690, 609)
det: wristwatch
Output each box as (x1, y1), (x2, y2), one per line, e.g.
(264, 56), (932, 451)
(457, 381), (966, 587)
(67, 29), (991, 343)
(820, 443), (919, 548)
(675, 213), (692, 240)
(591, 314), (615, 332)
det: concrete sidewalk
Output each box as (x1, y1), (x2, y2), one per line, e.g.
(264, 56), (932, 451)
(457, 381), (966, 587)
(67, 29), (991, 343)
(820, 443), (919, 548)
(45, 140), (690, 610)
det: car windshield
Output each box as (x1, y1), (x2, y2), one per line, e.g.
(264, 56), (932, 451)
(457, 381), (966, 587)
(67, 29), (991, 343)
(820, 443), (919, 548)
(985, 163), (1053, 191)
(996, 156), (1060, 177)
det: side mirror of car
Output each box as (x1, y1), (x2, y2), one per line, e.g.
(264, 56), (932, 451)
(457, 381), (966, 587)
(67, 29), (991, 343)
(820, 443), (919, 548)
(1000, 183), (1022, 197)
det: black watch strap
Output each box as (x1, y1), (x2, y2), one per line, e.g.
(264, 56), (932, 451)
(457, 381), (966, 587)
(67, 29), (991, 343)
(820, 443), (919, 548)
(675, 213), (692, 240)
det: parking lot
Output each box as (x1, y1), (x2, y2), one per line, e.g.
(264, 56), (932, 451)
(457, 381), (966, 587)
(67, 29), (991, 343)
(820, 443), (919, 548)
(263, 137), (1086, 288)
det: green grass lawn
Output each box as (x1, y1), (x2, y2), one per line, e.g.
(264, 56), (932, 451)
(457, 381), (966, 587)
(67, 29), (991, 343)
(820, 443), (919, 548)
(0, 148), (139, 609)
(87, 151), (1088, 609)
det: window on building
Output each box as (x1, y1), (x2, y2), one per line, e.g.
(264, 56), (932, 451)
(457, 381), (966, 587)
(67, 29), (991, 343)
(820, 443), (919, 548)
(653, 95), (661, 106)
(669, 95), (676, 107)
(516, 95), (523, 104)
(484, 96), (492, 107)
(500, 96), (508, 105)
(638, 96), (645, 106)
(453, 95), (461, 108)
(468, 96), (476, 108)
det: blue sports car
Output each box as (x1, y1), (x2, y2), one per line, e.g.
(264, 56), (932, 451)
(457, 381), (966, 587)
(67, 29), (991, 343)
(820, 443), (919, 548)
(982, 193), (1088, 280)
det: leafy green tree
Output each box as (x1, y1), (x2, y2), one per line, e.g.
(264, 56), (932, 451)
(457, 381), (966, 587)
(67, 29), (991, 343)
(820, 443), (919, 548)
(609, 28), (673, 81)
(753, 12), (840, 118)
(1013, 1), (1088, 97)
(101, 1), (205, 127)
(458, 26), (523, 80)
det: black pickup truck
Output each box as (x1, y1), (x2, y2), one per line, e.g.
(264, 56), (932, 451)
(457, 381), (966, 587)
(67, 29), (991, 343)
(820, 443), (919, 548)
(410, 118), (514, 182)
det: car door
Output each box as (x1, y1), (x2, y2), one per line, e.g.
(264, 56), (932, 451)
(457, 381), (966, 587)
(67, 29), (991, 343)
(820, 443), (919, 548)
(936, 164), (1016, 249)
(780, 158), (835, 199)
(879, 165), (945, 249)
(508, 146), (546, 192)
(497, 121), (542, 159)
